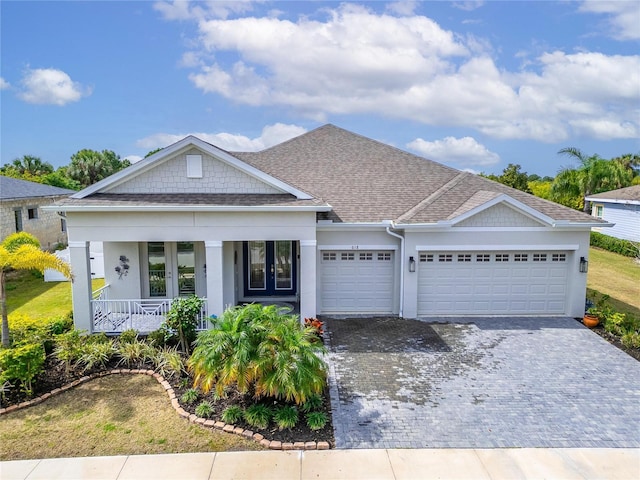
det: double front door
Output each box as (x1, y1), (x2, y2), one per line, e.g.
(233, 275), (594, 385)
(243, 241), (297, 296)
(144, 242), (205, 298)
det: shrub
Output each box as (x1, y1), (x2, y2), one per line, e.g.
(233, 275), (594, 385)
(146, 328), (171, 348)
(300, 394), (323, 413)
(164, 295), (204, 354)
(8, 314), (72, 352)
(195, 400), (214, 418)
(244, 403), (272, 429)
(221, 405), (243, 424)
(152, 346), (184, 378)
(180, 388), (200, 404)
(117, 339), (153, 368)
(119, 329), (139, 344)
(621, 332), (640, 349)
(0, 343), (46, 395)
(189, 304), (327, 405)
(54, 329), (84, 374)
(273, 405), (298, 430)
(590, 232), (636, 258)
(76, 340), (116, 372)
(305, 411), (328, 431)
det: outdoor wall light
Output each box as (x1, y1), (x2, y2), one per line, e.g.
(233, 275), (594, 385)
(579, 256), (588, 273)
(409, 256), (416, 273)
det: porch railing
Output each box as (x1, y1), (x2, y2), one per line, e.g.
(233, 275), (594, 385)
(91, 290), (209, 334)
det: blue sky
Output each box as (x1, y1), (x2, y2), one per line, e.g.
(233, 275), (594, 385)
(1, 1), (638, 177)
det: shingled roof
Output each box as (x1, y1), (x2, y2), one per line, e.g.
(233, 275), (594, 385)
(233, 124), (598, 224)
(585, 185), (640, 203)
(1, 175), (74, 200)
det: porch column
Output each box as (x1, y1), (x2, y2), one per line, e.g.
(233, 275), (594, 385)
(69, 241), (93, 332)
(299, 240), (317, 320)
(205, 240), (224, 319)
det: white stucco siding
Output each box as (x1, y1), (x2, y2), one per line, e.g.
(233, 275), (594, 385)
(65, 211), (317, 242)
(106, 149), (282, 195)
(403, 228), (590, 319)
(103, 242), (143, 300)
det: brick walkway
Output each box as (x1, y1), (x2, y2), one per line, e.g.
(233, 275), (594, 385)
(323, 317), (640, 449)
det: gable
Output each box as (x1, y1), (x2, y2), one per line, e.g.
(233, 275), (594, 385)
(105, 148), (283, 195)
(454, 203), (546, 227)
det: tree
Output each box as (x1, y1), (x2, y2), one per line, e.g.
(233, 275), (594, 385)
(67, 149), (130, 188)
(2, 155), (54, 177)
(481, 163), (532, 193)
(0, 233), (72, 348)
(551, 148), (633, 212)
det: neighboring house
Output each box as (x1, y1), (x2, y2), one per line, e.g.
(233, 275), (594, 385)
(50, 125), (606, 334)
(585, 185), (640, 242)
(0, 175), (74, 249)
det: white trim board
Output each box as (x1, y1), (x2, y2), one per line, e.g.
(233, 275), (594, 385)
(415, 244), (579, 251)
(318, 245), (398, 251)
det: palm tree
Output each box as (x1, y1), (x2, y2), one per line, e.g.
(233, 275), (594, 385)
(67, 149), (130, 188)
(0, 233), (72, 348)
(551, 147), (633, 212)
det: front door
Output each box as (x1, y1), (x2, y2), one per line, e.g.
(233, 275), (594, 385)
(144, 241), (204, 298)
(243, 241), (296, 296)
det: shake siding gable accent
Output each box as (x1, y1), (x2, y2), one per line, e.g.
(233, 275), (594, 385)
(106, 150), (282, 195)
(454, 203), (545, 228)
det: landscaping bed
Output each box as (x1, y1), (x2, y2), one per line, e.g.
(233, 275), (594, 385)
(589, 324), (640, 362)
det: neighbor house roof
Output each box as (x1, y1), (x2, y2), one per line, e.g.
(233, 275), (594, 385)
(585, 185), (640, 205)
(233, 125), (599, 225)
(0, 175), (74, 200)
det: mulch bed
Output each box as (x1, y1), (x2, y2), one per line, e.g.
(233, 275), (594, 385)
(1, 355), (335, 447)
(586, 322), (640, 362)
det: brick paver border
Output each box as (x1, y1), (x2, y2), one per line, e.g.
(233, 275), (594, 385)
(0, 369), (331, 451)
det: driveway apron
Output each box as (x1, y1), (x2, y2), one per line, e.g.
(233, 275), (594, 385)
(323, 317), (640, 449)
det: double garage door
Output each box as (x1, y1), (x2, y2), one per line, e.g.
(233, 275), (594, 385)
(417, 251), (569, 315)
(319, 250), (395, 313)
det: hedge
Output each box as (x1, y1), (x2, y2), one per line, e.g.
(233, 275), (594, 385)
(590, 231), (637, 258)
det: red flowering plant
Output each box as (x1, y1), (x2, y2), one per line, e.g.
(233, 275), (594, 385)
(304, 317), (324, 338)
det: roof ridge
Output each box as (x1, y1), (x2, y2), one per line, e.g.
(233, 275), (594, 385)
(396, 171), (468, 223)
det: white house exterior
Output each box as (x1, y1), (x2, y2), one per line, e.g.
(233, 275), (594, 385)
(50, 125), (606, 333)
(585, 185), (640, 242)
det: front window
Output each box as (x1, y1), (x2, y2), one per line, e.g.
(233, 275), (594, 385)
(594, 204), (604, 218)
(148, 242), (166, 297)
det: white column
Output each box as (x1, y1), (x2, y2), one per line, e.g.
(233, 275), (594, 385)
(205, 240), (224, 320)
(299, 240), (317, 320)
(69, 241), (93, 332)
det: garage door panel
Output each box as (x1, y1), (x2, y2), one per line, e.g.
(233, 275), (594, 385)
(418, 250), (569, 316)
(320, 250), (394, 313)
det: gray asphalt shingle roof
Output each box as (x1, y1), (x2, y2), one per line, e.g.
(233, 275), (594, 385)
(1, 176), (74, 200)
(585, 185), (640, 202)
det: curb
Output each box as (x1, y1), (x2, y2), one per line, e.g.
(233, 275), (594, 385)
(0, 369), (331, 450)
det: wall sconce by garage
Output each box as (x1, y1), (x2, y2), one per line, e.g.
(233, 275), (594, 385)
(408, 256), (416, 273)
(579, 256), (588, 273)
(115, 255), (130, 279)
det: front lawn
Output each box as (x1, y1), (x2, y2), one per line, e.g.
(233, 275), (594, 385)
(5, 271), (104, 320)
(587, 247), (640, 317)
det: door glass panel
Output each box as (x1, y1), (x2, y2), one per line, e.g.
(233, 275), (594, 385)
(249, 241), (266, 290)
(177, 242), (195, 296)
(275, 241), (292, 290)
(148, 242), (166, 297)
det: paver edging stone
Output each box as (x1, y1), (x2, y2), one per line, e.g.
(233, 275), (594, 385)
(0, 369), (326, 450)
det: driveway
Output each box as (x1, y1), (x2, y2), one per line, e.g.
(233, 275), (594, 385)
(323, 317), (640, 449)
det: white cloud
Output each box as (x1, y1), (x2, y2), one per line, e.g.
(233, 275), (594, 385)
(124, 155), (143, 164)
(136, 123), (307, 151)
(452, 1), (485, 12)
(579, 1), (640, 41)
(18, 68), (91, 106)
(385, 1), (419, 16)
(0, 77), (9, 89)
(165, 3), (639, 143)
(407, 136), (500, 167)
(154, 0), (255, 21)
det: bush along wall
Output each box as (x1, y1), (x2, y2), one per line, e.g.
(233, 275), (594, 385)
(590, 231), (637, 258)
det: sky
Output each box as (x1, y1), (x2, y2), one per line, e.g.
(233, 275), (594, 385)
(1, 0), (639, 177)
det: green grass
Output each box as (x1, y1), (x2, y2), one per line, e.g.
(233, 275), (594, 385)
(587, 247), (640, 318)
(6, 270), (104, 320)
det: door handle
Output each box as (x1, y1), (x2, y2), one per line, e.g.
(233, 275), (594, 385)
(270, 265), (274, 275)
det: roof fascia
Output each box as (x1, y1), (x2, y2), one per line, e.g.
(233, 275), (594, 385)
(46, 204), (331, 213)
(72, 136), (313, 200)
(316, 222), (394, 231)
(584, 196), (640, 206)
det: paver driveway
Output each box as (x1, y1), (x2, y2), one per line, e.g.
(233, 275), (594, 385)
(323, 317), (640, 449)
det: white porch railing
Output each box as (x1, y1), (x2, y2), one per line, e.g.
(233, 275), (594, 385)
(91, 289), (209, 334)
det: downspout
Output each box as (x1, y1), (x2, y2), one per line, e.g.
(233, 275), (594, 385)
(385, 221), (405, 318)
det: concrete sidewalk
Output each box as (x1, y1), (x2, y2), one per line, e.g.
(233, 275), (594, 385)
(2, 448), (639, 480)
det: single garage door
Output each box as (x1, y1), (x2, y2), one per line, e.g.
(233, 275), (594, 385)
(320, 250), (394, 313)
(417, 251), (569, 315)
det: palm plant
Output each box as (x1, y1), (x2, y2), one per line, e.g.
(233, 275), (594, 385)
(552, 148), (633, 212)
(0, 233), (72, 348)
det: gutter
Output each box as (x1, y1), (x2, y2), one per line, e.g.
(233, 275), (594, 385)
(384, 221), (404, 318)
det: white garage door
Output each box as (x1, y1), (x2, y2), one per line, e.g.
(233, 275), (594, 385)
(320, 250), (394, 313)
(417, 251), (569, 315)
